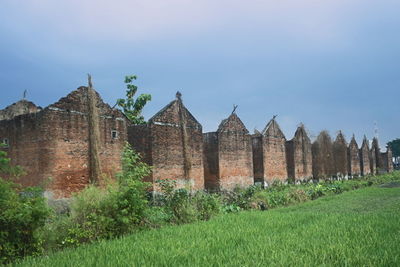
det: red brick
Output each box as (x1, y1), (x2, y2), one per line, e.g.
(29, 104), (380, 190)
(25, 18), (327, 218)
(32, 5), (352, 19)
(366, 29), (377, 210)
(203, 113), (253, 191)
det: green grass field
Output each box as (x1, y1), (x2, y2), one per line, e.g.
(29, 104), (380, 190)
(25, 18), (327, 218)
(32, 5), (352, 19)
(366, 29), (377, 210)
(16, 184), (400, 267)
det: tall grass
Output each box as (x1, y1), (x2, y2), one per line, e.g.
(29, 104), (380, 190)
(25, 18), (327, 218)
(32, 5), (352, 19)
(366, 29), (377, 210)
(16, 185), (400, 266)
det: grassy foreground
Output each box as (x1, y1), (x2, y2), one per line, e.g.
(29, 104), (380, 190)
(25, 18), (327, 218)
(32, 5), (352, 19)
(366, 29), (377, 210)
(16, 185), (400, 266)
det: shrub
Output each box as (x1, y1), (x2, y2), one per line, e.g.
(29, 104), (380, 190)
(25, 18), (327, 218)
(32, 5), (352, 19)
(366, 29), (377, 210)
(193, 192), (220, 220)
(57, 143), (151, 246)
(221, 185), (261, 211)
(155, 180), (221, 223)
(288, 188), (310, 203)
(0, 182), (49, 263)
(0, 147), (50, 264)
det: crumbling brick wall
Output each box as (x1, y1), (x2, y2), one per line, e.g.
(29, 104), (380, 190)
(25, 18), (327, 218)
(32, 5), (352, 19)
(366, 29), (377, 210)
(285, 125), (313, 181)
(370, 146), (377, 175)
(0, 87), (128, 198)
(252, 118), (287, 184)
(347, 135), (361, 177)
(252, 133), (264, 184)
(333, 132), (348, 178)
(129, 93), (204, 191)
(371, 137), (384, 173)
(203, 132), (219, 190)
(0, 100), (41, 121)
(203, 113), (253, 191)
(312, 131), (334, 179)
(381, 147), (394, 173)
(359, 136), (371, 176)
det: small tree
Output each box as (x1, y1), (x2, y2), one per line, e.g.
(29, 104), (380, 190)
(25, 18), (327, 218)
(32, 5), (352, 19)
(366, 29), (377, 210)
(116, 75), (151, 125)
(387, 138), (400, 158)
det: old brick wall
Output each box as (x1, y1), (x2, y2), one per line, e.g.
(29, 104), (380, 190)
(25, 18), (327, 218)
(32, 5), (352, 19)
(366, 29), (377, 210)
(371, 138), (383, 173)
(370, 146), (377, 175)
(359, 136), (371, 176)
(203, 113), (253, 191)
(261, 118), (288, 183)
(333, 132), (348, 178)
(0, 87), (128, 198)
(252, 134), (264, 183)
(347, 136), (361, 177)
(381, 148), (394, 173)
(0, 112), (51, 188)
(218, 131), (253, 189)
(286, 125), (313, 181)
(312, 131), (334, 179)
(203, 132), (219, 190)
(45, 87), (128, 197)
(0, 100), (41, 121)
(129, 95), (204, 191)
(127, 125), (153, 188)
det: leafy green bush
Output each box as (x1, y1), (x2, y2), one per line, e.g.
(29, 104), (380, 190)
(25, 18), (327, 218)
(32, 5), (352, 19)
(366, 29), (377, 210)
(221, 185), (261, 211)
(55, 143), (152, 247)
(192, 192), (220, 220)
(0, 148), (50, 264)
(155, 180), (221, 223)
(287, 188), (310, 203)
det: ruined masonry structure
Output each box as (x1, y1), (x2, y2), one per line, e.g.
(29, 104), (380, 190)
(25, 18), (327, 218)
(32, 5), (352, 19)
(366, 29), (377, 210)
(312, 131), (335, 179)
(0, 99), (42, 121)
(359, 136), (371, 176)
(381, 147), (394, 173)
(347, 135), (361, 177)
(369, 147), (377, 175)
(0, 87), (128, 198)
(128, 93), (204, 191)
(333, 131), (348, 178)
(252, 117), (287, 184)
(1, 86), (395, 198)
(285, 124), (313, 181)
(203, 112), (253, 191)
(371, 137), (383, 173)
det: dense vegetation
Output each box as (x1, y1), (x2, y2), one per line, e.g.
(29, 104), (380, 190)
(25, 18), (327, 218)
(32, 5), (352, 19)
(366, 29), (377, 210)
(0, 147), (50, 263)
(1, 142), (400, 264)
(16, 183), (400, 266)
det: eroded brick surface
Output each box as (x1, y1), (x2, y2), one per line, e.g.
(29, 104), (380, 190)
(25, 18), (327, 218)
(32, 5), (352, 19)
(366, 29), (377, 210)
(128, 95), (204, 191)
(359, 136), (371, 176)
(0, 87), (128, 198)
(203, 113), (253, 191)
(0, 100), (41, 121)
(370, 146), (377, 175)
(381, 147), (394, 173)
(333, 132), (348, 178)
(347, 135), (361, 177)
(312, 131), (334, 179)
(252, 118), (287, 183)
(286, 125), (313, 181)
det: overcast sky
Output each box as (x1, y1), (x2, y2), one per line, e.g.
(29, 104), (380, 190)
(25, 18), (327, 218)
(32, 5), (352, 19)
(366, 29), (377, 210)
(0, 0), (399, 147)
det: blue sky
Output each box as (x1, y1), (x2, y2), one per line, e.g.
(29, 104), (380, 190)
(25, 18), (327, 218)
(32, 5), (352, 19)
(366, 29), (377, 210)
(0, 0), (399, 147)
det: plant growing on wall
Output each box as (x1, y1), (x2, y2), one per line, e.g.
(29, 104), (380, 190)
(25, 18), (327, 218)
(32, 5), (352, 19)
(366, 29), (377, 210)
(116, 75), (152, 125)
